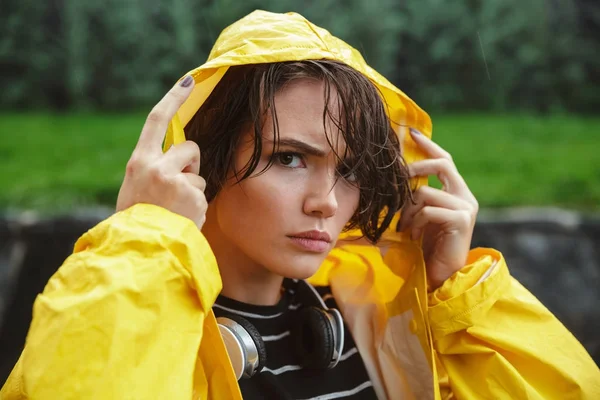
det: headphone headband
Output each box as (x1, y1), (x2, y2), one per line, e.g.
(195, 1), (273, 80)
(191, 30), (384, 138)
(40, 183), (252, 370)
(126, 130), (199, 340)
(295, 279), (329, 309)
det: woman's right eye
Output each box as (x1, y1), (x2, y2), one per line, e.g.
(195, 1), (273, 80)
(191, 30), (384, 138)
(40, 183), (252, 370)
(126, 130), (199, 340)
(275, 152), (305, 168)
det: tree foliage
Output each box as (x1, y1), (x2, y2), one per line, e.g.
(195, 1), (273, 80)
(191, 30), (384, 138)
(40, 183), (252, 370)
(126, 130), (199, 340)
(0, 0), (598, 112)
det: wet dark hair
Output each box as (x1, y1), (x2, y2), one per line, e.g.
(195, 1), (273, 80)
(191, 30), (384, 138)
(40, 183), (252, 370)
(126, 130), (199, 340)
(184, 60), (412, 243)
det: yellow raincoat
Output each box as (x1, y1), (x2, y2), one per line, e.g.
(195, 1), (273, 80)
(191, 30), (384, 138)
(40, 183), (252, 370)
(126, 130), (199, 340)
(2, 10), (599, 400)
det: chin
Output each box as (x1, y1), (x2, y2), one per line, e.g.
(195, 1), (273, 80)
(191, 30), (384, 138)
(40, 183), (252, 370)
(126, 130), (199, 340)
(271, 253), (327, 280)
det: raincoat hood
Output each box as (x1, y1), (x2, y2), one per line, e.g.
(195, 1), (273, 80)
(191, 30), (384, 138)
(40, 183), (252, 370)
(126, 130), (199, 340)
(164, 10), (432, 146)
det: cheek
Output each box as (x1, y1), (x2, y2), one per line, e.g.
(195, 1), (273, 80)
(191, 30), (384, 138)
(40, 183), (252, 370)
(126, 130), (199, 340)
(336, 184), (360, 223)
(217, 170), (299, 229)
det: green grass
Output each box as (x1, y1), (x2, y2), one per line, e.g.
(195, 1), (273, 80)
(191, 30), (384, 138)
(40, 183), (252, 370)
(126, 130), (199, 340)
(0, 112), (145, 213)
(1, 112), (599, 212)
(430, 113), (600, 209)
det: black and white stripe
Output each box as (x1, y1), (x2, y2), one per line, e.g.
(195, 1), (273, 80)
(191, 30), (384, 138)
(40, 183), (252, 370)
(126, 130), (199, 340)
(213, 280), (377, 399)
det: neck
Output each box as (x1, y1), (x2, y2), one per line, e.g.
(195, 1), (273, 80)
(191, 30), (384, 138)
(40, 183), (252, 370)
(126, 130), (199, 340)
(202, 205), (284, 306)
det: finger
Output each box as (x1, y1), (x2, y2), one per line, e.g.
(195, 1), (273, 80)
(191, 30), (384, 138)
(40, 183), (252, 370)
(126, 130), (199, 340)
(182, 173), (206, 191)
(411, 206), (472, 240)
(135, 75), (195, 154)
(408, 158), (469, 196)
(409, 128), (452, 160)
(398, 186), (471, 232)
(161, 140), (201, 175)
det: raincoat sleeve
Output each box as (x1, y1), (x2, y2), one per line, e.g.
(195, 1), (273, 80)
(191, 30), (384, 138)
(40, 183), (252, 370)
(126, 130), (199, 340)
(0, 203), (234, 400)
(428, 248), (600, 399)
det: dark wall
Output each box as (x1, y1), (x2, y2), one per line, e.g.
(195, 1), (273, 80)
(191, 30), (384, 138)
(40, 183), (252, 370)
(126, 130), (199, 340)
(1, 208), (599, 384)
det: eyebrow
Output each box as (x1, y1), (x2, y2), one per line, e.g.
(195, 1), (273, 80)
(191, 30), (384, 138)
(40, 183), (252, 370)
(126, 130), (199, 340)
(275, 138), (328, 158)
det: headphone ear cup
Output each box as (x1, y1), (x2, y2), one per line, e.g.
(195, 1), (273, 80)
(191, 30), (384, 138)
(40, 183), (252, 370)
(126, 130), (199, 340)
(293, 306), (335, 370)
(223, 315), (268, 376)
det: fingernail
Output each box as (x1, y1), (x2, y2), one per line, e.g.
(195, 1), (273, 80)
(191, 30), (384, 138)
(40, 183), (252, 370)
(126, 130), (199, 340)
(180, 75), (194, 87)
(409, 128), (422, 136)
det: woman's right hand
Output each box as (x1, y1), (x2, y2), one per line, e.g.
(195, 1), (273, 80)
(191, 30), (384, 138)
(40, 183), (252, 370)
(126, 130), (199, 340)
(116, 75), (208, 230)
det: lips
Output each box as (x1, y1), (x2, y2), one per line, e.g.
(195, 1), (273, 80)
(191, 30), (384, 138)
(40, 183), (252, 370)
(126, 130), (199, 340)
(289, 230), (331, 242)
(288, 230), (332, 253)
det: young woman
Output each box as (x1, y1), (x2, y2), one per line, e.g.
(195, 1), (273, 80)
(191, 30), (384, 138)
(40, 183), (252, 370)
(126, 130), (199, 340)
(2, 10), (599, 400)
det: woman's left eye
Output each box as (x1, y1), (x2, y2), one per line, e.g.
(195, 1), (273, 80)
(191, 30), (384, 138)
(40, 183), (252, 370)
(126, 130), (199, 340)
(276, 152), (305, 168)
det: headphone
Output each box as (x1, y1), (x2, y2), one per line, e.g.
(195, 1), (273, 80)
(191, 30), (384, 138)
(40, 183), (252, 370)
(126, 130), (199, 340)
(216, 280), (345, 380)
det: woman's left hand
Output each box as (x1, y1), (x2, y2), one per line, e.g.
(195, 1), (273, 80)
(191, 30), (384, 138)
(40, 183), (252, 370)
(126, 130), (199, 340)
(397, 128), (479, 290)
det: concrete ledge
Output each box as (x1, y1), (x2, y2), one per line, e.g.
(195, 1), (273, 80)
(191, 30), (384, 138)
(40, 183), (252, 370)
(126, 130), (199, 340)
(1, 207), (598, 382)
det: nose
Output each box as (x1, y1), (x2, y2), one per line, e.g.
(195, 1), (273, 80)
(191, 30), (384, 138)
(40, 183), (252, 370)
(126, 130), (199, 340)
(303, 175), (339, 218)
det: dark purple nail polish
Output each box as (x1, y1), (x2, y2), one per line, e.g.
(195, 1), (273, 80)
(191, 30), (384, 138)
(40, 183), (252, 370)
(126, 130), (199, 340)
(409, 128), (421, 136)
(180, 75), (194, 87)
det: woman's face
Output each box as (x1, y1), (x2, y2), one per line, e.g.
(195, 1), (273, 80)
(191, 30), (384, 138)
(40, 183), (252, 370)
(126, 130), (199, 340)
(209, 78), (360, 279)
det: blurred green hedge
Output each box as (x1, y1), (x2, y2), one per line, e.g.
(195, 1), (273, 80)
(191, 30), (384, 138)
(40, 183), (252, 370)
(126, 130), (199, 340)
(1, 0), (598, 112)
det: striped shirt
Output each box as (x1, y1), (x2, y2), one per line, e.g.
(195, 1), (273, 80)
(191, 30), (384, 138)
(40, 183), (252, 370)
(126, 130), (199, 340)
(213, 279), (378, 399)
